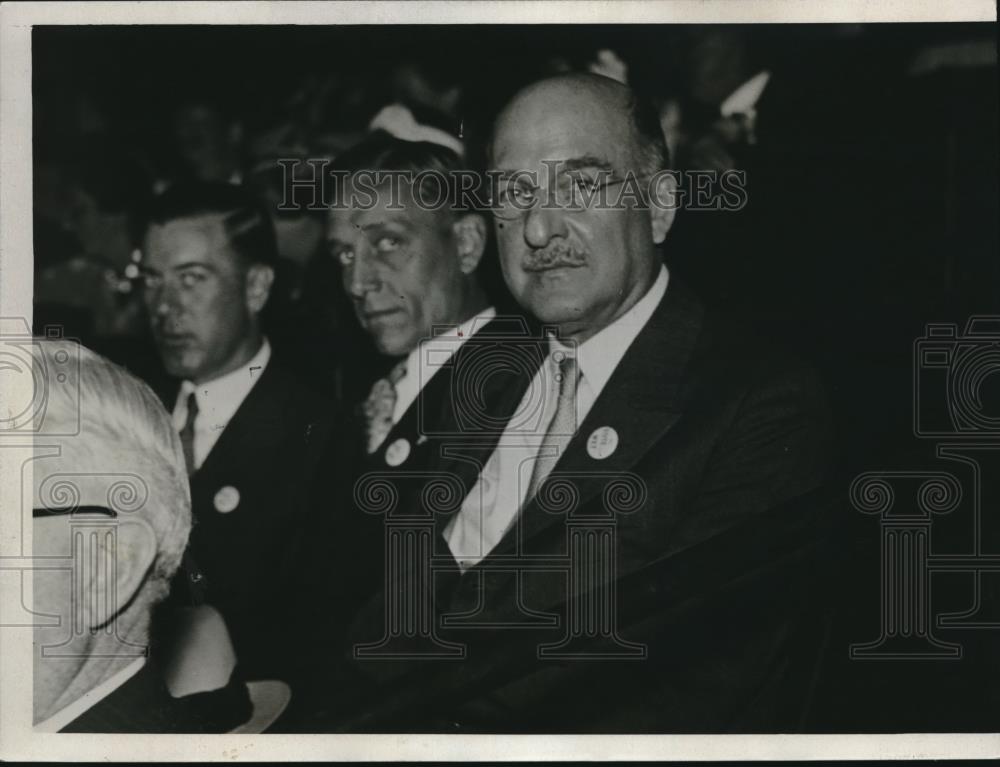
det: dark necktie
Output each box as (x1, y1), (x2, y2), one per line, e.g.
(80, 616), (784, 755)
(177, 389), (206, 602)
(179, 391), (199, 475)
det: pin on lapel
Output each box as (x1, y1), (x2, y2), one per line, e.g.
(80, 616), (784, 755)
(385, 438), (411, 467)
(587, 426), (619, 460)
(213, 485), (240, 514)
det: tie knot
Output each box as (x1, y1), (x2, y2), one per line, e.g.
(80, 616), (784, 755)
(551, 352), (579, 401)
(388, 359), (408, 385)
(186, 390), (199, 418)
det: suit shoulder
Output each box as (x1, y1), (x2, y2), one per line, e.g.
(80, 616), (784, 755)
(261, 361), (334, 412)
(685, 305), (834, 463)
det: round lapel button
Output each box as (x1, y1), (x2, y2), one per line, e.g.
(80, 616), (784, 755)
(385, 438), (411, 467)
(587, 426), (619, 460)
(213, 485), (241, 514)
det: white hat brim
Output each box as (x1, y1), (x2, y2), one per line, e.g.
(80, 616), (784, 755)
(228, 680), (291, 734)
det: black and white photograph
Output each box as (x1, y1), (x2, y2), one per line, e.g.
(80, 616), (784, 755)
(0, 0), (998, 760)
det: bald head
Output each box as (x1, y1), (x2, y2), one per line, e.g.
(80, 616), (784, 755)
(492, 73), (666, 179)
(488, 73), (675, 344)
(496, 72), (630, 125)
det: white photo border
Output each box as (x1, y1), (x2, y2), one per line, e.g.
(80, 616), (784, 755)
(2, 1), (998, 761)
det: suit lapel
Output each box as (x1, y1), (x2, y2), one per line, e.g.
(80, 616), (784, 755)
(433, 323), (546, 514)
(194, 363), (284, 482)
(364, 316), (546, 522)
(485, 281), (705, 559)
(157, 368), (287, 490)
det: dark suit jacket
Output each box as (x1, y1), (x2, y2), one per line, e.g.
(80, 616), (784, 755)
(283, 314), (545, 640)
(157, 360), (333, 679)
(59, 661), (252, 733)
(287, 282), (836, 733)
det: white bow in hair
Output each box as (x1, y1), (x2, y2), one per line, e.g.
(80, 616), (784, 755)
(368, 103), (465, 157)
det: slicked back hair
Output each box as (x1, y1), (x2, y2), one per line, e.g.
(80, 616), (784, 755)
(144, 181), (278, 268)
(332, 130), (471, 221)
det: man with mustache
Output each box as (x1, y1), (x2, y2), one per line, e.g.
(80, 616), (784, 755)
(308, 74), (836, 734)
(138, 181), (331, 679)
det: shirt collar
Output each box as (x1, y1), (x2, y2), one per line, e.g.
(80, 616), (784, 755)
(410, 306), (498, 375)
(720, 70), (772, 118)
(394, 307), (497, 424)
(549, 265), (669, 399)
(34, 657), (146, 732)
(177, 338), (271, 422)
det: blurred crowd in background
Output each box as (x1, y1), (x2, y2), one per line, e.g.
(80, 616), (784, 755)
(33, 23), (998, 470)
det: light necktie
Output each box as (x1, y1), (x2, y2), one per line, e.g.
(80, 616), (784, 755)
(525, 354), (580, 504)
(179, 390), (199, 475)
(363, 359), (408, 454)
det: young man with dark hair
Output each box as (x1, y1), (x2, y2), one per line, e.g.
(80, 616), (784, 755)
(138, 181), (332, 679)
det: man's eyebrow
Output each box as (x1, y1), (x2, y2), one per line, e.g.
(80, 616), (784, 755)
(491, 156), (614, 179)
(170, 261), (216, 272)
(560, 156), (614, 173)
(360, 219), (411, 233)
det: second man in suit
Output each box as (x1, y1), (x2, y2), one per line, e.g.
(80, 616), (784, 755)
(138, 182), (331, 678)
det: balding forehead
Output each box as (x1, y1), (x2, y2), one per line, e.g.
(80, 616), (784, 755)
(501, 73), (631, 117)
(492, 74), (637, 170)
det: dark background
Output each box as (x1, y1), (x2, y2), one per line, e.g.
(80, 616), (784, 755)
(32, 23), (1000, 731)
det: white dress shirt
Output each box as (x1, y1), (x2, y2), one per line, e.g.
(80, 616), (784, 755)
(443, 265), (670, 570)
(171, 338), (272, 471)
(34, 657), (146, 732)
(391, 307), (498, 427)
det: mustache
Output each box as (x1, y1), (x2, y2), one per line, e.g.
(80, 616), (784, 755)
(522, 242), (587, 272)
(152, 317), (189, 335)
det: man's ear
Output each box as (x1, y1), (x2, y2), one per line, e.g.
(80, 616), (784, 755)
(84, 516), (157, 631)
(649, 171), (679, 245)
(451, 214), (487, 275)
(245, 264), (275, 314)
